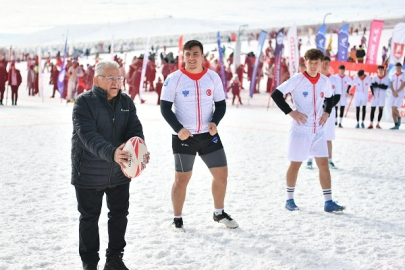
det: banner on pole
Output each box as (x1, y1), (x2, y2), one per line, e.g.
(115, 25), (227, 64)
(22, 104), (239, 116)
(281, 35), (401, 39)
(249, 30), (267, 97)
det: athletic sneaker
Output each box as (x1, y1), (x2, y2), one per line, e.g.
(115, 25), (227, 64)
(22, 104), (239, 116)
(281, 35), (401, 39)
(104, 254), (128, 270)
(213, 210), (239, 229)
(324, 200), (345, 212)
(390, 124), (399, 130)
(306, 160), (313, 169)
(355, 123), (360, 128)
(338, 123), (343, 128)
(172, 217), (185, 232)
(376, 124), (381, 129)
(367, 124), (373, 129)
(328, 161), (337, 169)
(335, 121), (337, 126)
(361, 122), (365, 128)
(83, 263), (97, 270)
(285, 199), (299, 211)
(398, 118), (402, 127)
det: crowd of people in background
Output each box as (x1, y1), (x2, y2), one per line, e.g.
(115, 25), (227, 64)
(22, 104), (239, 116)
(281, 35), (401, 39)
(0, 28), (403, 113)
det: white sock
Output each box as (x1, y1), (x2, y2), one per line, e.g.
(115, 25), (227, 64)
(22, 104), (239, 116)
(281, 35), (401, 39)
(323, 189), (332, 201)
(214, 209), (223, 216)
(339, 117), (343, 124)
(328, 158), (333, 163)
(287, 186), (295, 200)
(174, 215), (182, 219)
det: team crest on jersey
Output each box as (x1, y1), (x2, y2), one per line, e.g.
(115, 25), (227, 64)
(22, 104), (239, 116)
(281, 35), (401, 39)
(302, 91), (308, 97)
(206, 89), (212, 96)
(212, 136), (218, 143)
(164, 78), (170, 86)
(332, 85), (335, 89)
(182, 90), (190, 97)
(320, 92), (324, 98)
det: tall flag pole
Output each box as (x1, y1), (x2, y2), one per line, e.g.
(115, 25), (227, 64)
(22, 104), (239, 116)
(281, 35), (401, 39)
(111, 34), (115, 61)
(37, 45), (44, 102)
(178, 35), (183, 70)
(139, 36), (150, 101)
(217, 32), (228, 98)
(58, 34), (68, 98)
(367, 20), (384, 64)
(287, 24), (299, 76)
(337, 24), (349, 61)
(316, 25), (327, 53)
(249, 30), (267, 98)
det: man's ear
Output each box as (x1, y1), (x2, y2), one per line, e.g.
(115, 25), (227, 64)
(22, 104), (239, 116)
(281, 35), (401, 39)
(93, 76), (99, 86)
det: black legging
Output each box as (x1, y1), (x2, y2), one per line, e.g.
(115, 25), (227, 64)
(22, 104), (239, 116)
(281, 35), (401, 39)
(356, 106), (366, 122)
(370, 107), (384, 123)
(336, 106), (345, 118)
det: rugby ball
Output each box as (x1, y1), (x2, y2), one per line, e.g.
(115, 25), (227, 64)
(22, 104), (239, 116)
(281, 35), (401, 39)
(121, 136), (148, 178)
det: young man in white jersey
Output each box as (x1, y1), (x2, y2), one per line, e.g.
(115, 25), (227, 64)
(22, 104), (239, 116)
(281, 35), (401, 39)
(306, 56), (340, 169)
(160, 40), (238, 231)
(351, 70), (372, 128)
(271, 49), (345, 213)
(334, 65), (352, 128)
(368, 66), (389, 129)
(389, 62), (405, 130)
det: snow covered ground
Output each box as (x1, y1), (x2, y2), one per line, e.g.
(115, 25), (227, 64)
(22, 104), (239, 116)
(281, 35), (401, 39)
(0, 55), (405, 269)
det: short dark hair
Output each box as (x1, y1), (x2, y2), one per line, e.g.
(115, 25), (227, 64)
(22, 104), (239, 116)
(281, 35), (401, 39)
(338, 65), (346, 70)
(395, 62), (402, 67)
(377, 65), (384, 69)
(358, 69), (365, 77)
(322, 56), (331, 62)
(304, 49), (324, 61)
(183, 40), (204, 54)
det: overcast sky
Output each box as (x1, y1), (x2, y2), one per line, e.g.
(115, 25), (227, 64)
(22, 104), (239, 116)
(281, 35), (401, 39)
(1, 0), (404, 35)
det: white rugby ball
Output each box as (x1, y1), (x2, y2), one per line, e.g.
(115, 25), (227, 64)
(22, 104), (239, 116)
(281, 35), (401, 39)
(121, 136), (148, 178)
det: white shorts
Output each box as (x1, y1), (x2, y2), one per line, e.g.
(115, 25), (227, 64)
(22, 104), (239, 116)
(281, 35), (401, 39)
(354, 93), (368, 107)
(390, 92), (405, 108)
(287, 127), (328, 162)
(67, 82), (76, 99)
(324, 108), (336, 141)
(370, 90), (386, 107)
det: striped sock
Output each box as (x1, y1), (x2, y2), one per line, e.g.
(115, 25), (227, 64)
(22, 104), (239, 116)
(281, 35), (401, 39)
(323, 189), (332, 201)
(287, 186), (295, 200)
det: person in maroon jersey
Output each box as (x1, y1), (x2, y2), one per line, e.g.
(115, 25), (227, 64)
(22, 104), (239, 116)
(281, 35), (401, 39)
(155, 77), (163, 105)
(236, 64), (245, 89)
(228, 76), (242, 105)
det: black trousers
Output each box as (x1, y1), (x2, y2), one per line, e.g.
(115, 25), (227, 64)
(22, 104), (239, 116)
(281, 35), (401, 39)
(75, 183), (130, 265)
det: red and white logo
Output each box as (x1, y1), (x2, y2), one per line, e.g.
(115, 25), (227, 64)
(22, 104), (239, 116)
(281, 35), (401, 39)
(320, 92), (324, 98)
(394, 43), (405, 60)
(206, 89), (212, 96)
(332, 85), (335, 89)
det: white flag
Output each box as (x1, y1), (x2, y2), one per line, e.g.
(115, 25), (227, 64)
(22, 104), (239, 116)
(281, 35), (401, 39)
(287, 24), (299, 76)
(389, 23), (405, 65)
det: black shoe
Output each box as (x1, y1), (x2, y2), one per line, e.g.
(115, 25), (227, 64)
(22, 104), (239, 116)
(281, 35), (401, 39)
(83, 262), (98, 270)
(104, 254), (128, 270)
(172, 217), (185, 232)
(213, 210), (239, 229)
(338, 123), (343, 128)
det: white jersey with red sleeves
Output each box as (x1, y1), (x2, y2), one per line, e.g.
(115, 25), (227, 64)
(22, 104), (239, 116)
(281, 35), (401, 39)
(333, 74), (352, 106)
(160, 68), (225, 134)
(277, 72), (332, 133)
(371, 75), (389, 106)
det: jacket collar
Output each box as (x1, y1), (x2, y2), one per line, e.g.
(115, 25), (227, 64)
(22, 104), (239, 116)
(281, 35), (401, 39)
(93, 85), (121, 102)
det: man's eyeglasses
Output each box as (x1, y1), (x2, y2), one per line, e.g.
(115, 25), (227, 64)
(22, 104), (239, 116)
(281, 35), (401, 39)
(97, 75), (124, 82)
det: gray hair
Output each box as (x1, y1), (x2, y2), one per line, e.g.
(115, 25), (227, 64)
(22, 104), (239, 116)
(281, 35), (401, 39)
(94, 60), (119, 77)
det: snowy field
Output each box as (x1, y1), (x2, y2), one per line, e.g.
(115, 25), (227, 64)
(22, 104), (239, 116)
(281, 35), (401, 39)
(1, 56), (405, 270)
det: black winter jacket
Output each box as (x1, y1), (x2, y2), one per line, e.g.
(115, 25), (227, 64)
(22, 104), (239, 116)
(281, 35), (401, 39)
(71, 85), (144, 189)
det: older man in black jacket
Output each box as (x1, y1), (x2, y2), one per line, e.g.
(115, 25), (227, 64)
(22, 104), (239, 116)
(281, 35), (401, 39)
(72, 60), (147, 270)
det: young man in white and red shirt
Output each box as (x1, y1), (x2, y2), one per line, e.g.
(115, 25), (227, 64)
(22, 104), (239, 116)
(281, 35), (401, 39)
(333, 65), (352, 128)
(368, 65), (389, 129)
(351, 69), (372, 128)
(160, 40), (238, 231)
(389, 62), (405, 129)
(306, 56), (341, 169)
(271, 49), (345, 213)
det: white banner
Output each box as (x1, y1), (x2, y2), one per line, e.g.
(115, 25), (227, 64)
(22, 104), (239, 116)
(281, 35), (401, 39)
(389, 23), (405, 65)
(139, 36), (150, 99)
(287, 24), (299, 76)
